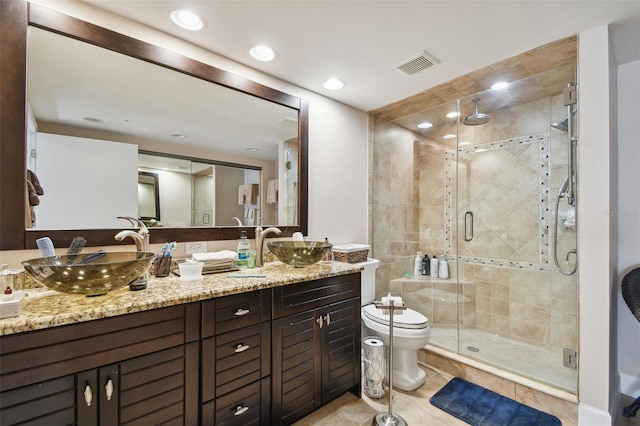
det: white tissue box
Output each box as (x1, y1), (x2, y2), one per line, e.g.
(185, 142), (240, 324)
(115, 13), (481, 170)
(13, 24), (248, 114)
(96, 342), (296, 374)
(0, 291), (25, 319)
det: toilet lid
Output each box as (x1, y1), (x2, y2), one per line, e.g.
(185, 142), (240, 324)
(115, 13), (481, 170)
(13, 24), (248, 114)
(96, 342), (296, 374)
(363, 304), (429, 329)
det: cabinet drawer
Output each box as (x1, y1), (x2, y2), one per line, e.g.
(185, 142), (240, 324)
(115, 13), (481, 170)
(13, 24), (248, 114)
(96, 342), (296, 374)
(203, 290), (270, 337)
(202, 323), (271, 401)
(273, 273), (360, 318)
(201, 378), (270, 426)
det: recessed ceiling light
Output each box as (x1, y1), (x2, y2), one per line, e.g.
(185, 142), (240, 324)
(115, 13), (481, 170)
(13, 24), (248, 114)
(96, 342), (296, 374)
(170, 133), (186, 138)
(443, 134), (456, 139)
(446, 111), (459, 118)
(250, 45), (276, 62)
(170, 10), (205, 31)
(245, 147), (258, 152)
(491, 81), (509, 90)
(459, 141), (472, 146)
(323, 78), (345, 90)
(83, 117), (103, 123)
(417, 122), (433, 129)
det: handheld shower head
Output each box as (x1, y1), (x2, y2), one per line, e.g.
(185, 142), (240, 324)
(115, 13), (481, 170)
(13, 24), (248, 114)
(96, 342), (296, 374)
(551, 116), (569, 132)
(463, 98), (489, 126)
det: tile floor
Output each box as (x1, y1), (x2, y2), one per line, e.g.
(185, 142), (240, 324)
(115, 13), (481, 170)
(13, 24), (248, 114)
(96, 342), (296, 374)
(293, 367), (471, 426)
(293, 365), (640, 426)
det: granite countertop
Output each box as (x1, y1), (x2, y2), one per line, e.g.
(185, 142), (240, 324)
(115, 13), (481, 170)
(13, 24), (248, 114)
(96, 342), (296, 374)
(0, 261), (363, 336)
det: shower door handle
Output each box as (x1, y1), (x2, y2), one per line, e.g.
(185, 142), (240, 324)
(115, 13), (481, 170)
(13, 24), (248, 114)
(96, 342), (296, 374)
(464, 211), (474, 241)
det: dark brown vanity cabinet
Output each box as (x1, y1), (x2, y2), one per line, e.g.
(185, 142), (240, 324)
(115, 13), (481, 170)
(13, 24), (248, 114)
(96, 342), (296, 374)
(271, 274), (361, 425)
(200, 289), (272, 425)
(0, 274), (362, 426)
(0, 304), (200, 426)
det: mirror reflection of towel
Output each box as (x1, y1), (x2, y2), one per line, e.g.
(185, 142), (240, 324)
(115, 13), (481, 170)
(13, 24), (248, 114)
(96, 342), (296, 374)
(238, 183), (259, 205)
(267, 179), (278, 204)
(26, 169), (45, 226)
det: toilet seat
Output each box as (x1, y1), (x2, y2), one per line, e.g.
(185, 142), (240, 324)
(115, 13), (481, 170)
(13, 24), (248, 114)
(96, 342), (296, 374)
(363, 304), (429, 329)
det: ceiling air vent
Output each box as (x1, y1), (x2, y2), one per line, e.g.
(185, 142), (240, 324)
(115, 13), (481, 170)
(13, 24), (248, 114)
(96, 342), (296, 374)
(393, 50), (440, 76)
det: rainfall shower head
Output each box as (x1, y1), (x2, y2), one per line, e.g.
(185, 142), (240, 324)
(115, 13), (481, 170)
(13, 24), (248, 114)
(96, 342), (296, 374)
(463, 98), (489, 126)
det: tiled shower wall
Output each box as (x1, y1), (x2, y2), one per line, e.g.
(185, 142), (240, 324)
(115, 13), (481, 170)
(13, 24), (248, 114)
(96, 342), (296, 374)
(370, 93), (578, 353)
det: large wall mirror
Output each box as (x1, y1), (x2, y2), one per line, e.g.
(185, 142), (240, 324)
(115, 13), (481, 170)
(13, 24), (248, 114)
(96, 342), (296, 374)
(0, 1), (308, 250)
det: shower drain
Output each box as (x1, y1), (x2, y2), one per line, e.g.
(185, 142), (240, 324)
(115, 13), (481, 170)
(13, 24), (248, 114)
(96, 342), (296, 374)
(467, 346), (480, 352)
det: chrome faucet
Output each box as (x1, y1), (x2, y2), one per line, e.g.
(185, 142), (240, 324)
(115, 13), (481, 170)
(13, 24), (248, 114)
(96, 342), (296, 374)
(255, 221), (281, 267)
(114, 217), (151, 284)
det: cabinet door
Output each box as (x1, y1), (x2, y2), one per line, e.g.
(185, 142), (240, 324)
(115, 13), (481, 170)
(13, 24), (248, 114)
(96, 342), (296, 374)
(98, 364), (119, 426)
(272, 308), (321, 425)
(76, 364), (119, 426)
(0, 375), (75, 426)
(119, 346), (186, 425)
(321, 298), (361, 402)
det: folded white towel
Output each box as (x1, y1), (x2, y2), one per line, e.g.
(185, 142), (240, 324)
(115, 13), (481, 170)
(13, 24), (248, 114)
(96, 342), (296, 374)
(192, 250), (238, 262)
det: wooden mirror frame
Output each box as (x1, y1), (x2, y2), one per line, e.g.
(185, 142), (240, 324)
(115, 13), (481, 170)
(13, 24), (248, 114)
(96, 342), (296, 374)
(0, 1), (308, 250)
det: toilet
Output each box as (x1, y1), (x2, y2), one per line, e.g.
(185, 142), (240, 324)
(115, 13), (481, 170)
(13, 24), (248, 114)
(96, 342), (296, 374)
(359, 259), (431, 391)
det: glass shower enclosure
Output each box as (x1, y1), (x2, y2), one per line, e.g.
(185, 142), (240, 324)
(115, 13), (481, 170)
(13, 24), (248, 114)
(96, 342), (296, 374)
(371, 64), (579, 394)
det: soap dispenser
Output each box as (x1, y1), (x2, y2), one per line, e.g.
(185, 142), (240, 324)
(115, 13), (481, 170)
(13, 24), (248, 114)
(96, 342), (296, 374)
(236, 230), (250, 268)
(438, 255), (449, 279)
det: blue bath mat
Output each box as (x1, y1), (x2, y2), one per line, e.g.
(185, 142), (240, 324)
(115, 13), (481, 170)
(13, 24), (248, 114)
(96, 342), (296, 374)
(429, 377), (562, 426)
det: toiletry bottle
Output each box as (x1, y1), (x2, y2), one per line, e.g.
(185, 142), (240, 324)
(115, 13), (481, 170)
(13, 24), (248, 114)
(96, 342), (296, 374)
(439, 255), (449, 279)
(430, 255), (439, 278)
(421, 254), (430, 275)
(323, 237), (333, 261)
(236, 230), (250, 268)
(413, 252), (422, 276)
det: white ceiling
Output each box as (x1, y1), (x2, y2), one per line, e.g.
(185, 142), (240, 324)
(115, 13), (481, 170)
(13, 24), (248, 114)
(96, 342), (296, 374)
(83, 0), (640, 112)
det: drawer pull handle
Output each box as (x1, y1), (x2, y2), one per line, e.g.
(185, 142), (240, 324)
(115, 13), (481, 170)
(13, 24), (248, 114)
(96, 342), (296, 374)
(234, 308), (250, 316)
(84, 383), (93, 407)
(234, 343), (250, 353)
(105, 378), (114, 401)
(234, 405), (249, 416)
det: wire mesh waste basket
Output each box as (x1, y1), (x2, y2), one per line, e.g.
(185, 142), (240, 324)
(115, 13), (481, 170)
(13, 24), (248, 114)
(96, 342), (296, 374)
(363, 336), (385, 398)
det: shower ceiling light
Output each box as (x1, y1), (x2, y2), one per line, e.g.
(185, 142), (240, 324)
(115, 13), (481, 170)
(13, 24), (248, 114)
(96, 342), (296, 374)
(446, 111), (458, 118)
(323, 78), (346, 90)
(491, 81), (509, 90)
(417, 122), (433, 129)
(250, 45), (276, 62)
(170, 10), (205, 31)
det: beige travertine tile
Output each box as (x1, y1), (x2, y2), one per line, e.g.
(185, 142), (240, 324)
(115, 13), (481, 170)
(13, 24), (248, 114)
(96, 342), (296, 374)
(466, 366), (516, 398)
(424, 351), (467, 378)
(515, 384), (578, 426)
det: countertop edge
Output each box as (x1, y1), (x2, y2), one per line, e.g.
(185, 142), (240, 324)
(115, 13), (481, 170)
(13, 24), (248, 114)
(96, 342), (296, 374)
(0, 261), (363, 336)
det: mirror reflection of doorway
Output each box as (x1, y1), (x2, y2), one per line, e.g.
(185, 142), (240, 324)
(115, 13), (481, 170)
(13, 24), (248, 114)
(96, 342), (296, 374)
(138, 171), (160, 221)
(192, 166), (214, 226)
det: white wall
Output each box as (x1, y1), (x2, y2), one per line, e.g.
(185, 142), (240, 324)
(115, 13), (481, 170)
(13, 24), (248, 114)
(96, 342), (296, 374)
(617, 59), (640, 397)
(577, 25), (616, 425)
(26, 0), (369, 247)
(34, 133), (138, 229)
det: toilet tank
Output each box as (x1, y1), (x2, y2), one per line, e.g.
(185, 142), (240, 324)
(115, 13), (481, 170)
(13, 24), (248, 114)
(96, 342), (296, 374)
(358, 258), (379, 305)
